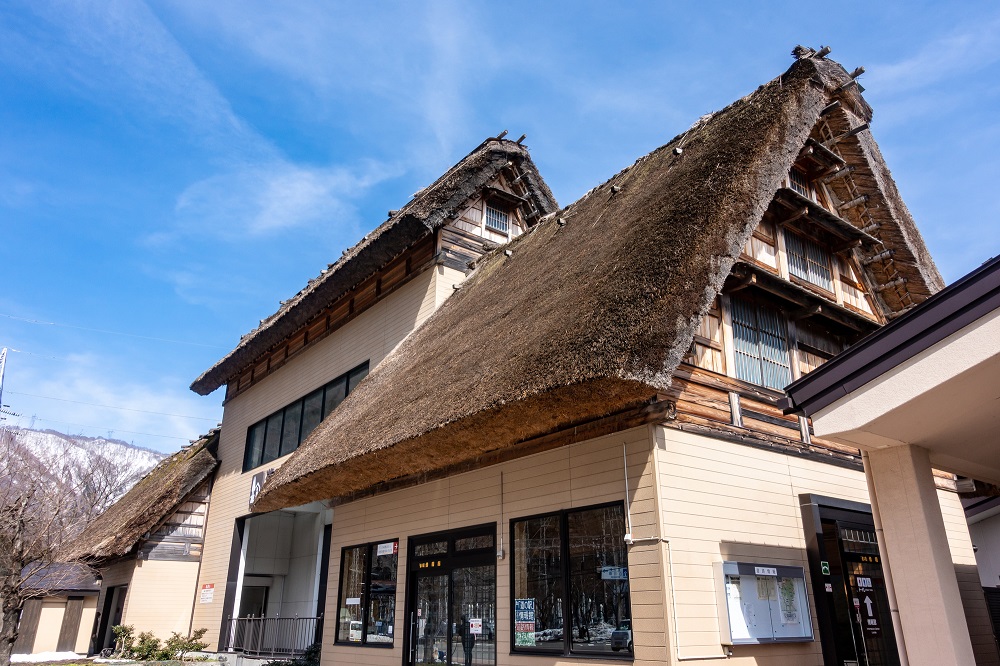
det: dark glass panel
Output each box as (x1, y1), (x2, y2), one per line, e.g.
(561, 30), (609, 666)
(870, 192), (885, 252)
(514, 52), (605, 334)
(337, 546), (367, 643)
(567, 505), (630, 653)
(300, 389), (324, 441)
(512, 515), (563, 651)
(262, 413), (283, 464)
(323, 377), (347, 418)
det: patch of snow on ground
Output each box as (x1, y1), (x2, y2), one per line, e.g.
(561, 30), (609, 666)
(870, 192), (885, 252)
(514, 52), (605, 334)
(12, 652), (83, 662)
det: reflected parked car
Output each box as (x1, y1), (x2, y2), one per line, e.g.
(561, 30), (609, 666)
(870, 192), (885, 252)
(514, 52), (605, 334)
(610, 619), (632, 652)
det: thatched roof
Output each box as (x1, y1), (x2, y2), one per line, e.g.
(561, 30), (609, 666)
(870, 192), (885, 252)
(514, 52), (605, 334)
(253, 52), (941, 512)
(62, 430), (219, 563)
(23, 563), (100, 594)
(191, 139), (557, 396)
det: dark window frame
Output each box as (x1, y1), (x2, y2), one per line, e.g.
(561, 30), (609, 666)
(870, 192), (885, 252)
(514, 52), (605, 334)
(509, 501), (633, 659)
(242, 360), (369, 472)
(729, 295), (793, 391)
(334, 538), (400, 648)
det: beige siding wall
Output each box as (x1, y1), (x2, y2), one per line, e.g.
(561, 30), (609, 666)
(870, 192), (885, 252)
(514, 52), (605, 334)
(970, 513), (1000, 588)
(323, 426), (666, 666)
(194, 267), (443, 648)
(34, 601), (64, 653)
(939, 490), (1000, 665)
(435, 264), (468, 308)
(96, 559), (136, 625)
(76, 596), (99, 654)
(122, 559), (201, 640)
(653, 426), (990, 665)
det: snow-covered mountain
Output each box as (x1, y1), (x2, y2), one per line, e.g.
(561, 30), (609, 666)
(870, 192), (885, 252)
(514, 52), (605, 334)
(7, 427), (164, 500)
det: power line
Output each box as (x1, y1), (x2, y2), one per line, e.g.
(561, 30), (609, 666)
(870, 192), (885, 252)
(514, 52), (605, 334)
(0, 313), (229, 349)
(5, 348), (73, 361)
(6, 390), (218, 421)
(18, 416), (193, 441)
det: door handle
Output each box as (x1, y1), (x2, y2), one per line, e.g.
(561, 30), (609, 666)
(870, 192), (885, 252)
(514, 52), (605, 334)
(410, 611), (416, 664)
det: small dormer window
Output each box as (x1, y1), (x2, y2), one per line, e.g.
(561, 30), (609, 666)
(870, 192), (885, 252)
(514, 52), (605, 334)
(789, 167), (810, 199)
(484, 204), (510, 235)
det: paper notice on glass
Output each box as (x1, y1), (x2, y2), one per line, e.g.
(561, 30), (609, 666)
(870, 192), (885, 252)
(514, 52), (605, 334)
(346, 597), (361, 606)
(756, 575), (775, 601)
(778, 577), (800, 624)
(376, 542), (397, 556)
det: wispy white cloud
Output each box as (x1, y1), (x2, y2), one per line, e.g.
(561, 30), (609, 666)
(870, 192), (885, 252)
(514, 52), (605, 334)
(172, 159), (399, 239)
(6, 352), (220, 453)
(865, 16), (1000, 95)
(3, 1), (399, 243)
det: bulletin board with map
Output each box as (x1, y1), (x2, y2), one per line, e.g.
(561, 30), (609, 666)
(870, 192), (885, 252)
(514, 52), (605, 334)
(713, 561), (814, 645)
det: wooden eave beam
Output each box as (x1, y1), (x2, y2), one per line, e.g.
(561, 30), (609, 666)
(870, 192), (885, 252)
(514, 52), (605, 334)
(483, 185), (527, 208)
(773, 188), (878, 246)
(732, 262), (878, 334)
(803, 138), (845, 170)
(723, 271), (757, 294)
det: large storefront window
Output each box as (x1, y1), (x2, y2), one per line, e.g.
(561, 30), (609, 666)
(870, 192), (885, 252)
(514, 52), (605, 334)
(511, 503), (631, 656)
(336, 539), (399, 646)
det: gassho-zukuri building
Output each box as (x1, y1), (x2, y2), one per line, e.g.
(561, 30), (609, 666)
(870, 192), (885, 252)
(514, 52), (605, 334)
(79, 47), (1000, 666)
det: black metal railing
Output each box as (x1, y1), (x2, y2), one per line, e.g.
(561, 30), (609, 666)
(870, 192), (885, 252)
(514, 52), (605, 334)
(222, 615), (322, 658)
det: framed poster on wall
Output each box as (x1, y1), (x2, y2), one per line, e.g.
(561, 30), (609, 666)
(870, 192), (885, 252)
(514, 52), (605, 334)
(714, 561), (814, 645)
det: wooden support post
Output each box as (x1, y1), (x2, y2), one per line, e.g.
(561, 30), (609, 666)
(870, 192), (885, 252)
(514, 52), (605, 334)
(822, 165), (854, 183)
(724, 272), (756, 293)
(833, 238), (862, 254)
(824, 123), (870, 147)
(876, 277), (908, 292)
(791, 304), (822, 321)
(820, 100), (841, 116)
(862, 249), (895, 266)
(862, 222), (880, 234)
(850, 66), (866, 79)
(777, 207), (810, 226)
(838, 194), (869, 212)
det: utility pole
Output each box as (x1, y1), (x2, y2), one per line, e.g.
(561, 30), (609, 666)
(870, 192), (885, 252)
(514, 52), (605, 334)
(0, 348), (15, 425)
(0, 347), (7, 410)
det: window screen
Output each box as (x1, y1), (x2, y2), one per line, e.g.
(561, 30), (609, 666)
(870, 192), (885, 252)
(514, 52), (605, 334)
(730, 297), (792, 391)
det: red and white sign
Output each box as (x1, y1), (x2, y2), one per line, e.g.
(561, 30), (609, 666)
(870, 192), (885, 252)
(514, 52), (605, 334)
(200, 584), (215, 604)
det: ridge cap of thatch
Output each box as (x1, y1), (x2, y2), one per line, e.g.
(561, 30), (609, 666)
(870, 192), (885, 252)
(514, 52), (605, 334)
(190, 139), (557, 396)
(251, 54), (841, 512)
(251, 50), (944, 512)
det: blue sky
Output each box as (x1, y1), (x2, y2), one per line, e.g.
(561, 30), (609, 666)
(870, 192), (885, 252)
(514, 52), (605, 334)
(1, 1), (998, 453)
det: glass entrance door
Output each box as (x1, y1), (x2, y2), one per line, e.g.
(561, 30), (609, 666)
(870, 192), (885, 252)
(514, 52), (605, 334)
(822, 520), (900, 666)
(405, 526), (496, 666)
(413, 574), (449, 665)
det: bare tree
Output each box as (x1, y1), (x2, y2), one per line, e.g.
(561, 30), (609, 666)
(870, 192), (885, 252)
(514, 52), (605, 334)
(0, 428), (126, 666)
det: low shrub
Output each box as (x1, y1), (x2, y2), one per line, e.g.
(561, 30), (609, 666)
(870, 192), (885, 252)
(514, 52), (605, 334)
(109, 625), (210, 661)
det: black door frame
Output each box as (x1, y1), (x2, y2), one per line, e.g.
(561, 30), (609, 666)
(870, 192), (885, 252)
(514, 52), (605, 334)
(800, 493), (901, 666)
(402, 523), (497, 666)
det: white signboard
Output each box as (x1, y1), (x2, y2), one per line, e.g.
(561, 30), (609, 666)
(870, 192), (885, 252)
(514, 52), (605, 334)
(200, 583), (214, 604)
(469, 619), (483, 635)
(601, 566), (628, 580)
(376, 541), (398, 556)
(346, 597), (361, 606)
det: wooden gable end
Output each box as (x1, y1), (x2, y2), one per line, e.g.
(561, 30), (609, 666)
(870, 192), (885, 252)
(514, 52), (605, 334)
(676, 106), (933, 470)
(139, 478), (212, 562)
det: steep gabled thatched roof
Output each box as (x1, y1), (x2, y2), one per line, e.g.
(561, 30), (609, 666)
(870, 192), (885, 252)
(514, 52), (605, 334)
(62, 430), (219, 564)
(191, 139), (557, 396)
(253, 53), (941, 512)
